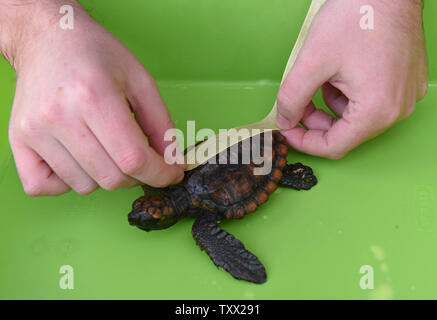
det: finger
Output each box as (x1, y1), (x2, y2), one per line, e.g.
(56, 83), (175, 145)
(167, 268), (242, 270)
(85, 91), (184, 188)
(300, 101), (336, 131)
(127, 72), (180, 160)
(29, 135), (98, 195)
(53, 120), (141, 190)
(321, 82), (348, 117)
(281, 101), (385, 159)
(10, 139), (70, 196)
(276, 50), (337, 129)
(416, 36), (428, 101)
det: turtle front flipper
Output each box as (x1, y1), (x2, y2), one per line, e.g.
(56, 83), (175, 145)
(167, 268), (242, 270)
(279, 162), (318, 190)
(192, 212), (266, 284)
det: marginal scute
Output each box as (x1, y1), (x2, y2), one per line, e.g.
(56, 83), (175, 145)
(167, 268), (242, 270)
(245, 201), (258, 214)
(272, 169), (283, 182)
(276, 143), (289, 156)
(232, 205), (245, 219)
(265, 180), (278, 194)
(276, 157), (287, 169)
(276, 133), (286, 142)
(256, 191), (269, 205)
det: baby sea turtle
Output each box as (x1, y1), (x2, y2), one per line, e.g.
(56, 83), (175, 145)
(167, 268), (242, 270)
(128, 131), (317, 284)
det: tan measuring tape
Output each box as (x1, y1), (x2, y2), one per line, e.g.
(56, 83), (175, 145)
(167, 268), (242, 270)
(185, 0), (327, 171)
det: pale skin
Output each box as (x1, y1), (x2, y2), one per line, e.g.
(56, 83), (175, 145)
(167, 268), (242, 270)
(0, 0), (428, 196)
(1, 0), (185, 195)
(276, 0), (428, 159)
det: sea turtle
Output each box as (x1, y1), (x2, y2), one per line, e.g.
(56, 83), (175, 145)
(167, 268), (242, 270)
(128, 131), (317, 284)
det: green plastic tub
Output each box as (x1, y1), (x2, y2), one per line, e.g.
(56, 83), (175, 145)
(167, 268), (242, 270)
(0, 0), (436, 299)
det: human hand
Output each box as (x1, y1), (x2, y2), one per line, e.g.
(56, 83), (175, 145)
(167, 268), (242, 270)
(2, 1), (184, 196)
(276, 0), (428, 159)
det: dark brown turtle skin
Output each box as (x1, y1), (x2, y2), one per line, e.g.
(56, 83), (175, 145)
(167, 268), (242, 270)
(128, 131), (317, 284)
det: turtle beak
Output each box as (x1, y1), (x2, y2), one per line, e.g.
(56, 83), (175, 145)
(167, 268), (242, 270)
(127, 210), (154, 232)
(128, 211), (139, 226)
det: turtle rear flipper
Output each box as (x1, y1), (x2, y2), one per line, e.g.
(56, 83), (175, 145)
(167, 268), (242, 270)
(192, 213), (266, 284)
(279, 163), (317, 190)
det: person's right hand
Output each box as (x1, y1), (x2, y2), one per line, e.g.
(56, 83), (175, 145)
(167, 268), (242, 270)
(5, 2), (184, 196)
(276, 0), (428, 159)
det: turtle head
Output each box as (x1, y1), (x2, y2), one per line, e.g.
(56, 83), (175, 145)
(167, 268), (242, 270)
(128, 186), (189, 231)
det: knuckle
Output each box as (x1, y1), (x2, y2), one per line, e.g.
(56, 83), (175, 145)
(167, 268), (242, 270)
(418, 82), (428, 101)
(74, 80), (99, 105)
(319, 134), (347, 160)
(402, 101), (416, 120)
(17, 117), (40, 136)
(23, 182), (45, 197)
(296, 53), (318, 73)
(142, 72), (157, 88)
(118, 150), (147, 176)
(40, 102), (64, 125)
(98, 173), (126, 191)
(67, 71), (101, 105)
(366, 100), (399, 127)
(323, 142), (346, 160)
(277, 88), (295, 112)
(162, 117), (175, 132)
(132, 66), (156, 88)
(380, 110), (399, 127)
(402, 108), (414, 120)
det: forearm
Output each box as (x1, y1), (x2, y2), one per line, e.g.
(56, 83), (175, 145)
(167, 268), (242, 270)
(0, 0), (81, 68)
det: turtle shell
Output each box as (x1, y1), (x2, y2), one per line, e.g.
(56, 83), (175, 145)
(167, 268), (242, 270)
(183, 131), (288, 220)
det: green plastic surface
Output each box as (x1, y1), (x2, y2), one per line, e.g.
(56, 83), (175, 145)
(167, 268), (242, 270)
(0, 0), (436, 299)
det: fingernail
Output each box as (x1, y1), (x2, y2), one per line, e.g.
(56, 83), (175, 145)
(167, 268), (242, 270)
(175, 171), (185, 184)
(276, 112), (293, 130)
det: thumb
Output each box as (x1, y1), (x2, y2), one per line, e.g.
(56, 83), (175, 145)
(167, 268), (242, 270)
(276, 51), (335, 130)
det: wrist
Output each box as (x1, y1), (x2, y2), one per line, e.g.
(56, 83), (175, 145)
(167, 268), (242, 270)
(0, 0), (83, 69)
(368, 0), (424, 32)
